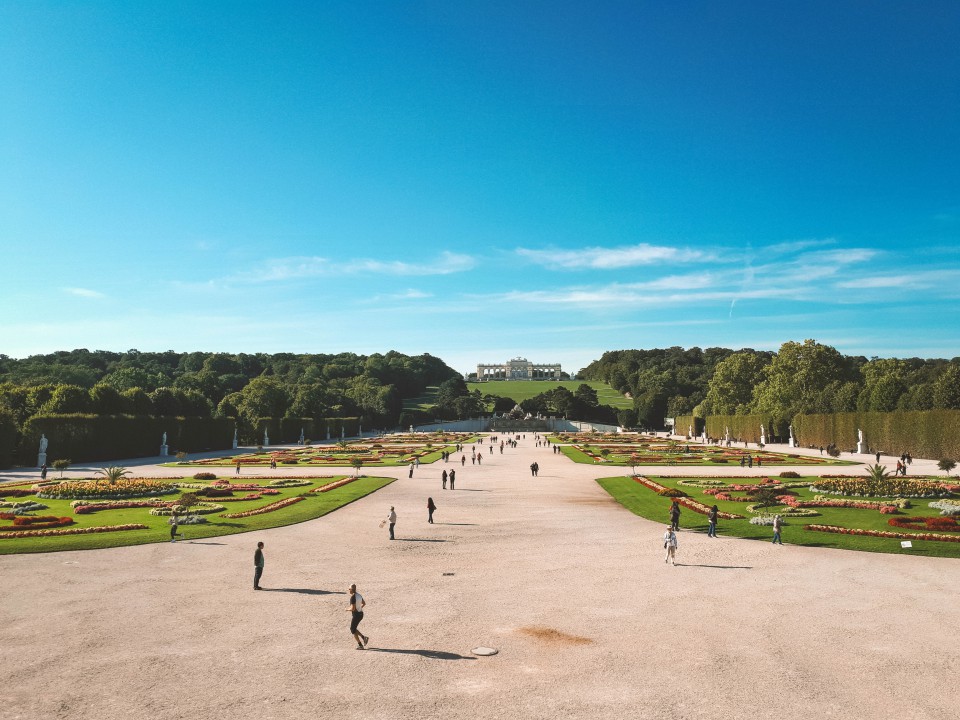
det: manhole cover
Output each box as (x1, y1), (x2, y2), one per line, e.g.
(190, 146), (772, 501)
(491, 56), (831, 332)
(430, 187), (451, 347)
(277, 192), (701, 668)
(472, 646), (498, 656)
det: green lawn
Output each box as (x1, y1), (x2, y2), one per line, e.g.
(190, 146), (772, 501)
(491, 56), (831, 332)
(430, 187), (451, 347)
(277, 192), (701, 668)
(598, 474), (960, 558)
(0, 476), (394, 555)
(467, 380), (633, 409)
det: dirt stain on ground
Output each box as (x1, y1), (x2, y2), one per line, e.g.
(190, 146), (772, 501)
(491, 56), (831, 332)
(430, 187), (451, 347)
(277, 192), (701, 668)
(518, 626), (592, 645)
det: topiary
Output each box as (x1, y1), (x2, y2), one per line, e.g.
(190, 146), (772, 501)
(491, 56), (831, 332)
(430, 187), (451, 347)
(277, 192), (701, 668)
(193, 472), (217, 480)
(779, 471), (800, 478)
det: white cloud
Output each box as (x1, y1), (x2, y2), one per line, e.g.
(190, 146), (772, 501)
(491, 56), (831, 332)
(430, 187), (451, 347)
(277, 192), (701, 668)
(62, 287), (106, 299)
(239, 251), (475, 282)
(516, 243), (711, 270)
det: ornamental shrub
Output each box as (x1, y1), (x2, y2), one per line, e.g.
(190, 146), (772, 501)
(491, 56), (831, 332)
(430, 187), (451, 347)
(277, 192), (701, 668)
(193, 472), (217, 480)
(657, 488), (687, 498)
(779, 471), (801, 478)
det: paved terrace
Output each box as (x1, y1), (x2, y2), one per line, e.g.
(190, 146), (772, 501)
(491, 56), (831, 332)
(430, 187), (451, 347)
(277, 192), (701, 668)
(1, 435), (957, 720)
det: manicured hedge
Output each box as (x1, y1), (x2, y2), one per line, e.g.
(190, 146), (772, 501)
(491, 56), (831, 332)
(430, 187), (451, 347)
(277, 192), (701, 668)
(19, 415), (234, 465)
(0, 408), (17, 469)
(675, 414), (776, 443)
(793, 410), (960, 459)
(255, 416), (361, 443)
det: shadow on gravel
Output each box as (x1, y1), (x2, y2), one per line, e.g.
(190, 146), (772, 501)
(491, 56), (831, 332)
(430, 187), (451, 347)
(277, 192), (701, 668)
(184, 541), (227, 546)
(262, 588), (346, 595)
(454, 489), (491, 492)
(438, 523), (477, 526)
(365, 648), (476, 660)
(675, 564), (752, 569)
(395, 538), (448, 543)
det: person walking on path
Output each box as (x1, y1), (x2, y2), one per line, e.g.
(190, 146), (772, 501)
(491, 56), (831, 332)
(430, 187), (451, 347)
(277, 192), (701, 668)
(40, 463), (47, 480)
(408, 462), (414, 479)
(169, 513), (183, 542)
(442, 470), (447, 489)
(427, 497), (436, 523)
(530, 462), (536, 477)
(772, 515), (784, 545)
(348, 584), (369, 649)
(235, 460), (241, 475)
(253, 541), (265, 589)
(876, 451), (881, 464)
(707, 505), (719, 538)
(477, 453), (482, 465)
(449, 469), (455, 490)
(461, 455), (466, 466)
(387, 506), (397, 540)
(663, 526), (678, 565)
(669, 500), (681, 531)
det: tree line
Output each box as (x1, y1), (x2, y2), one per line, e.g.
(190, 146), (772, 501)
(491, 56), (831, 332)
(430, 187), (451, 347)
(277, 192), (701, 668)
(579, 340), (960, 429)
(0, 349), (461, 455)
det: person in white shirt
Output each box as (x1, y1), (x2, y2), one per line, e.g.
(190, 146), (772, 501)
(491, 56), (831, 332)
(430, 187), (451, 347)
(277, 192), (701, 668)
(387, 506), (397, 540)
(663, 526), (678, 565)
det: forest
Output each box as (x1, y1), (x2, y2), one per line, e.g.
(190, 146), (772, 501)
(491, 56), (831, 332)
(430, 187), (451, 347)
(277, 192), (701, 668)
(578, 340), (960, 429)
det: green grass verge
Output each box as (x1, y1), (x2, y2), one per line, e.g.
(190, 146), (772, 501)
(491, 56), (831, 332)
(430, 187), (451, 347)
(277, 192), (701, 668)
(467, 380), (633, 409)
(0, 476), (394, 555)
(597, 475), (960, 559)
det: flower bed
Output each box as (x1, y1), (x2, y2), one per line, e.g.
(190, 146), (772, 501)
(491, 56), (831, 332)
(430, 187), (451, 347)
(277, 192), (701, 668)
(0, 488), (34, 498)
(221, 496), (306, 518)
(809, 477), (949, 498)
(776, 495), (902, 514)
(0, 523), (148, 540)
(149, 501), (225, 516)
(633, 477), (744, 519)
(0, 501), (48, 514)
(805, 524), (960, 544)
(888, 516), (960, 532)
(72, 500), (171, 514)
(930, 500), (960, 516)
(312, 477), (358, 493)
(0, 514), (74, 529)
(36, 479), (179, 500)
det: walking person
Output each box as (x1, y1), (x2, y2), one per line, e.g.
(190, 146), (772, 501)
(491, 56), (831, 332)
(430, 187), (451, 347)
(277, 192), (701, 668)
(427, 497), (436, 523)
(408, 462), (414, 479)
(235, 460), (241, 475)
(663, 526), (678, 565)
(253, 541), (265, 589)
(876, 451), (881, 464)
(669, 500), (681, 531)
(461, 455), (465, 467)
(348, 584), (369, 649)
(530, 462), (537, 477)
(772, 515), (784, 545)
(40, 463), (48, 480)
(449, 469), (455, 490)
(386, 506), (397, 540)
(169, 513), (183, 542)
(707, 505), (719, 538)
(442, 470), (447, 489)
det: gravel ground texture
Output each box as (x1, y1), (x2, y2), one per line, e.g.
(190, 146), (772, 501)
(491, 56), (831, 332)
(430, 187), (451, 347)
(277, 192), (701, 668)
(1, 436), (958, 720)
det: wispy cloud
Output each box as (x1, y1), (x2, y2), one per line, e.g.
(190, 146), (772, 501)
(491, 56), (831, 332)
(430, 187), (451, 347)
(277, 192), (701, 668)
(240, 251), (475, 282)
(516, 243), (712, 270)
(62, 287), (106, 299)
(764, 238), (837, 255)
(836, 269), (960, 290)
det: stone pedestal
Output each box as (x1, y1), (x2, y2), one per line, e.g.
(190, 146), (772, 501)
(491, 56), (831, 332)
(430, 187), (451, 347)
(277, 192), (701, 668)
(788, 438), (796, 448)
(37, 452), (47, 469)
(857, 441), (865, 454)
(232, 437), (238, 450)
(160, 445), (169, 457)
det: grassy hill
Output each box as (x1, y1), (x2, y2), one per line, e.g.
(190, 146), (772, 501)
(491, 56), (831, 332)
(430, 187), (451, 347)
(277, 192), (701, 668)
(403, 381), (632, 412)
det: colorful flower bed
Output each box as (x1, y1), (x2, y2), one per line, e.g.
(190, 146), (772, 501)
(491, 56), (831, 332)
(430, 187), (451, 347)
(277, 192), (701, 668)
(0, 514), (74, 529)
(0, 523), (148, 540)
(312, 477), (359, 493)
(221, 496), (306, 519)
(805, 524), (960, 544)
(810, 478), (949, 498)
(776, 495), (902, 514)
(36, 479), (179, 500)
(887, 516), (960, 532)
(634, 477), (744, 519)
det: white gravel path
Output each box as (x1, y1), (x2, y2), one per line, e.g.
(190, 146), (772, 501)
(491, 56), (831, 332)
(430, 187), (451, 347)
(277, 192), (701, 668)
(1, 436), (957, 720)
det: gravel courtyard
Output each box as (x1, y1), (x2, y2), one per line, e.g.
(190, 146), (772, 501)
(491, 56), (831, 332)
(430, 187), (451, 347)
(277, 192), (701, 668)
(2, 438), (957, 720)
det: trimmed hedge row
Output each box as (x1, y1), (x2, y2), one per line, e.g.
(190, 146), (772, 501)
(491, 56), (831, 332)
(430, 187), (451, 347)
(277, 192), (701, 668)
(675, 414), (776, 443)
(0, 408), (17, 469)
(793, 410), (960, 459)
(255, 417), (362, 444)
(19, 415), (234, 466)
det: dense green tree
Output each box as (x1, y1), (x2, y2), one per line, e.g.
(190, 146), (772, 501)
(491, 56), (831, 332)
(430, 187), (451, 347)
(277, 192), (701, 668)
(239, 377), (291, 420)
(121, 387), (154, 415)
(90, 383), (125, 415)
(702, 352), (769, 415)
(39, 384), (91, 414)
(933, 365), (960, 409)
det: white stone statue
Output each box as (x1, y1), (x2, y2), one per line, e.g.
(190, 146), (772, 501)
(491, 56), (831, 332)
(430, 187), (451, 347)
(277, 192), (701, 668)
(39, 434), (48, 453)
(161, 432), (167, 447)
(233, 428), (238, 449)
(760, 424), (766, 445)
(264, 429), (269, 446)
(858, 428), (864, 443)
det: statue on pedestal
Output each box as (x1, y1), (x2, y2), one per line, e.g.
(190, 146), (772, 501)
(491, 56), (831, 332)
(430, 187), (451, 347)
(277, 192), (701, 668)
(39, 434), (49, 454)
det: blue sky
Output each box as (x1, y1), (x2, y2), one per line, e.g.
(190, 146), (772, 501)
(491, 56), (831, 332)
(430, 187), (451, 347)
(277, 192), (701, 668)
(2, 1), (958, 375)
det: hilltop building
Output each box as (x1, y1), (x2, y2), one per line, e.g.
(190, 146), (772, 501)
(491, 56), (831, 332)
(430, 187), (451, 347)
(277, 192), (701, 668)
(475, 357), (562, 381)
